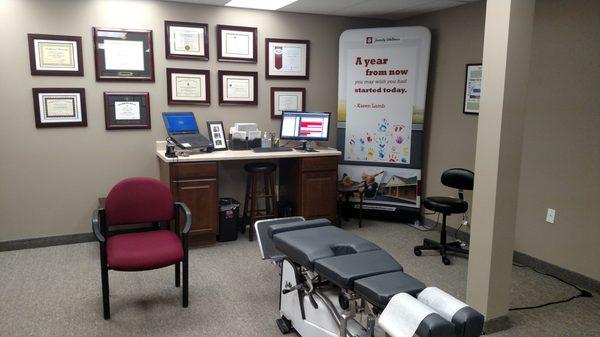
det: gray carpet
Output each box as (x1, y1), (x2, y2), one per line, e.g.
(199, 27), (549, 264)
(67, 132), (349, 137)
(1, 219), (599, 337)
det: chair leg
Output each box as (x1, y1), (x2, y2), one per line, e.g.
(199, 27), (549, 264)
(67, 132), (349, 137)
(182, 242), (189, 308)
(249, 174), (257, 241)
(175, 262), (180, 288)
(358, 193), (364, 228)
(101, 264), (110, 320)
(268, 172), (276, 217)
(241, 175), (250, 233)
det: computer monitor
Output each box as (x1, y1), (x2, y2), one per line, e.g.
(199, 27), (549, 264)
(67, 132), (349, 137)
(162, 112), (199, 135)
(280, 111), (330, 141)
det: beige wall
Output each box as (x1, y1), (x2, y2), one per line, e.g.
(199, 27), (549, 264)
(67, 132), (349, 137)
(399, 0), (600, 281)
(0, 0), (385, 241)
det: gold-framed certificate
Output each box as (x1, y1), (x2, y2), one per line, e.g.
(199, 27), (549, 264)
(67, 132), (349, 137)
(32, 88), (87, 127)
(28, 34), (83, 76)
(167, 68), (210, 105)
(165, 21), (209, 60)
(218, 71), (257, 105)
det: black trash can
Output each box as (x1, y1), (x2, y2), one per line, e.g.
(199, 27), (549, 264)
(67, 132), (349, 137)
(217, 198), (240, 242)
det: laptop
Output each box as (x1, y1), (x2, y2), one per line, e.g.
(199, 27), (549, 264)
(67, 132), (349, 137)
(162, 112), (213, 151)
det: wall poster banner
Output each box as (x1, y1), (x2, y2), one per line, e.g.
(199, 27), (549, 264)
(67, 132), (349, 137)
(337, 27), (430, 213)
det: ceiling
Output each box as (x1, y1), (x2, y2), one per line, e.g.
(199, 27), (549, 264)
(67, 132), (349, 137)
(159, 0), (481, 20)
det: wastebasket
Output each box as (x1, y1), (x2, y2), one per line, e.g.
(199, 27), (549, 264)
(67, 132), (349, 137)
(218, 198), (240, 242)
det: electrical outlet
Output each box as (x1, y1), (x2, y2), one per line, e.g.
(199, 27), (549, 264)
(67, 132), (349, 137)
(546, 208), (556, 224)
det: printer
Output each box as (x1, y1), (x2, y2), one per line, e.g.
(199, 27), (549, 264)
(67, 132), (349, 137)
(229, 123), (262, 150)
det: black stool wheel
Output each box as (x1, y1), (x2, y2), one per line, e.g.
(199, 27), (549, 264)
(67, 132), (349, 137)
(414, 247), (422, 256)
(442, 256), (451, 265)
(276, 316), (292, 334)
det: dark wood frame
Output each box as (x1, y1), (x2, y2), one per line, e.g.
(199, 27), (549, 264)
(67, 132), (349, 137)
(93, 27), (155, 81)
(270, 87), (306, 119)
(218, 70), (258, 105)
(216, 25), (257, 63)
(28, 34), (84, 76)
(265, 38), (310, 79)
(166, 68), (210, 105)
(206, 121), (228, 151)
(164, 21), (209, 61)
(32, 88), (87, 128)
(103, 92), (151, 130)
(463, 63), (482, 115)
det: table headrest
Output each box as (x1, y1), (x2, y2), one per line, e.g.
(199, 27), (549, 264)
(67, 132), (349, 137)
(268, 218), (332, 238)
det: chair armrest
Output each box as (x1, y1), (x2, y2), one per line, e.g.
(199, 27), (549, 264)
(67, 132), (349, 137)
(175, 202), (192, 234)
(92, 208), (106, 242)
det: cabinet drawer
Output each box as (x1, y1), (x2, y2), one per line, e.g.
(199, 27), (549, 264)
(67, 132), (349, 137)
(172, 162), (217, 180)
(301, 156), (338, 172)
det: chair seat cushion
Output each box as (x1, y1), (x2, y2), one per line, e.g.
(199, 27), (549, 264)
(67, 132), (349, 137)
(244, 162), (276, 173)
(424, 196), (468, 214)
(354, 271), (426, 308)
(107, 230), (183, 271)
(314, 250), (403, 289)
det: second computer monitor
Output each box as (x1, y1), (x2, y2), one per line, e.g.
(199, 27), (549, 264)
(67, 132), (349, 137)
(280, 111), (331, 142)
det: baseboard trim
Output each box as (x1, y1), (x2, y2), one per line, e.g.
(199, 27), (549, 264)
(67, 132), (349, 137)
(0, 233), (95, 252)
(483, 315), (511, 334)
(421, 217), (599, 294)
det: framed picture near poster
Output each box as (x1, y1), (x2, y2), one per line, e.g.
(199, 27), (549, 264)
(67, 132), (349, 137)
(93, 27), (155, 81)
(164, 21), (209, 61)
(166, 68), (210, 105)
(28, 34), (84, 76)
(271, 87), (305, 119)
(103, 92), (151, 130)
(265, 38), (309, 79)
(32, 88), (87, 128)
(216, 25), (257, 63)
(463, 63), (482, 115)
(206, 121), (227, 150)
(218, 70), (258, 105)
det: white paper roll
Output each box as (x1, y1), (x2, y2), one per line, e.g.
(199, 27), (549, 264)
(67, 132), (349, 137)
(417, 287), (468, 322)
(378, 293), (436, 337)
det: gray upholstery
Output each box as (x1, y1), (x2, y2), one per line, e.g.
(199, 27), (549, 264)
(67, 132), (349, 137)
(354, 271), (426, 308)
(416, 313), (455, 337)
(314, 250), (403, 288)
(451, 306), (485, 337)
(268, 218), (331, 238)
(272, 225), (380, 268)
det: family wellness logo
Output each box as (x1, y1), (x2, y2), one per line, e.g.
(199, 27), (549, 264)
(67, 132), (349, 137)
(365, 36), (403, 45)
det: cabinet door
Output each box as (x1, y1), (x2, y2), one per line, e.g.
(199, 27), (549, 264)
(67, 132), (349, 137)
(175, 179), (218, 236)
(301, 171), (337, 221)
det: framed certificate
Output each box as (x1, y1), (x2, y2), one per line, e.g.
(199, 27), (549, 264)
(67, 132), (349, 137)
(206, 121), (227, 150)
(266, 38), (309, 79)
(216, 25), (257, 63)
(166, 68), (210, 105)
(218, 71), (258, 105)
(104, 92), (151, 129)
(32, 88), (87, 128)
(93, 27), (154, 81)
(164, 21), (209, 61)
(463, 63), (482, 115)
(28, 34), (83, 76)
(271, 87), (305, 119)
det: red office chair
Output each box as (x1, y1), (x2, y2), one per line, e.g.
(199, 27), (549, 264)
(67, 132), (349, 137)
(92, 177), (191, 319)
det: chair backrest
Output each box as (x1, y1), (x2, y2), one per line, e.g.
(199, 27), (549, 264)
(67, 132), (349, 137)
(104, 177), (174, 226)
(441, 168), (474, 191)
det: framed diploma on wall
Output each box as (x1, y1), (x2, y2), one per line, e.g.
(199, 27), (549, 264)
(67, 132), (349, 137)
(463, 63), (482, 115)
(266, 38), (309, 79)
(28, 34), (83, 76)
(104, 92), (151, 130)
(218, 71), (258, 105)
(32, 88), (87, 128)
(164, 21), (209, 61)
(93, 27), (155, 81)
(166, 68), (210, 105)
(271, 87), (306, 119)
(206, 121), (227, 150)
(216, 25), (257, 63)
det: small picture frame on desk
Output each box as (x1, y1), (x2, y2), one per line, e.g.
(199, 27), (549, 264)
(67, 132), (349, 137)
(104, 92), (151, 130)
(271, 87), (305, 119)
(32, 88), (87, 128)
(164, 21), (209, 61)
(93, 27), (155, 81)
(28, 34), (84, 76)
(166, 68), (210, 105)
(206, 121), (227, 150)
(265, 38), (309, 79)
(216, 25), (257, 63)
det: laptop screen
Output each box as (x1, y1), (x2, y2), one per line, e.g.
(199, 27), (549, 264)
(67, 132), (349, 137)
(162, 112), (199, 134)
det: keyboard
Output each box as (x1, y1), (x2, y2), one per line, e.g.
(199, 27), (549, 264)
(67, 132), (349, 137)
(252, 147), (294, 153)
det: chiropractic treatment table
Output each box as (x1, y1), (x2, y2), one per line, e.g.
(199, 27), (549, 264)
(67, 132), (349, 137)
(255, 217), (484, 337)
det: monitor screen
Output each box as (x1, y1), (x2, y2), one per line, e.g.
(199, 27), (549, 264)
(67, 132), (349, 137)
(280, 111), (330, 141)
(162, 112), (199, 134)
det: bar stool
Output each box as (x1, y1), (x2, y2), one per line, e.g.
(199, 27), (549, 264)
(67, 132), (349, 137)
(242, 162), (277, 241)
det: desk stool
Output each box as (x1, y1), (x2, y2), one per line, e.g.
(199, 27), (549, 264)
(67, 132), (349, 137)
(242, 162), (277, 241)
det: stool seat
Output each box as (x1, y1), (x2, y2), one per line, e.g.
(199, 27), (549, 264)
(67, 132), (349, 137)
(424, 196), (468, 215)
(244, 162), (276, 173)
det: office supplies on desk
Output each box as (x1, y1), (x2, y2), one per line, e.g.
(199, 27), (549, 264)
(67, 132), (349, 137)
(162, 112), (214, 152)
(229, 123), (262, 150)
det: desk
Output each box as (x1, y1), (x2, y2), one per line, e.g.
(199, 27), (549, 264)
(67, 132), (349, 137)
(156, 141), (342, 244)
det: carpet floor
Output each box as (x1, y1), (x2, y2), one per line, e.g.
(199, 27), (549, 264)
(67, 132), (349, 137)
(1, 219), (598, 337)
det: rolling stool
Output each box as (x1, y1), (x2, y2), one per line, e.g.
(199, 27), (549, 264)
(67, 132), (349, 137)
(414, 168), (474, 265)
(242, 162), (277, 241)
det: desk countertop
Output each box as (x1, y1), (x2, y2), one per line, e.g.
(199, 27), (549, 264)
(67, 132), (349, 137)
(155, 141), (342, 163)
